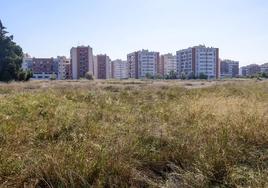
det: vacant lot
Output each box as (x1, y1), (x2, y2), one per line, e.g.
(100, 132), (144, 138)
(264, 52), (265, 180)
(0, 80), (268, 187)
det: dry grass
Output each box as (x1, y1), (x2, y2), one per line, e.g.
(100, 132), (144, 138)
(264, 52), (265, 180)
(0, 80), (268, 187)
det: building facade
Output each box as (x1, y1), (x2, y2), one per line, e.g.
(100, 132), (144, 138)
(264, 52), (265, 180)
(177, 45), (220, 79)
(111, 59), (128, 79)
(57, 56), (71, 80)
(261, 63), (268, 74)
(241, 64), (261, 77)
(160, 54), (177, 76)
(127, 52), (139, 79)
(22, 54), (33, 71)
(31, 58), (58, 80)
(95, 54), (111, 79)
(70, 46), (94, 79)
(220, 60), (239, 78)
(127, 50), (159, 79)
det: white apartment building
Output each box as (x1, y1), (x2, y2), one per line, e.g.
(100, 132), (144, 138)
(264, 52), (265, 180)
(139, 50), (159, 78)
(57, 56), (71, 80)
(127, 50), (160, 79)
(162, 54), (177, 76)
(70, 46), (94, 79)
(177, 45), (220, 79)
(111, 59), (128, 79)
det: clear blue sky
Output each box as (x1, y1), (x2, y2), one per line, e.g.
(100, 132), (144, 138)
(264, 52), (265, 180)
(1, 0), (268, 66)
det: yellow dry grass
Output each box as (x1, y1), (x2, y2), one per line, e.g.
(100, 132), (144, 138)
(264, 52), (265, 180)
(0, 80), (268, 187)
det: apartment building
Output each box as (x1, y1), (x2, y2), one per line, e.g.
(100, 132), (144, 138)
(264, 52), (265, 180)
(95, 54), (111, 79)
(177, 45), (220, 79)
(241, 64), (261, 77)
(70, 46), (94, 79)
(111, 59), (128, 79)
(127, 52), (139, 79)
(261, 63), (268, 74)
(160, 54), (178, 76)
(158, 55), (165, 77)
(57, 56), (71, 80)
(31, 58), (58, 80)
(220, 60), (239, 78)
(127, 50), (160, 79)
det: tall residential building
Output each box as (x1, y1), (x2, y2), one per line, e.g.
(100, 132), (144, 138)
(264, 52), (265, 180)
(241, 67), (247, 77)
(127, 50), (160, 79)
(220, 60), (239, 78)
(241, 64), (261, 77)
(127, 52), (139, 79)
(158, 55), (165, 77)
(70, 46), (94, 79)
(57, 56), (71, 80)
(95, 54), (111, 79)
(160, 54), (178, 76)
(177, 45), (220, 79)
(261, 63), (268, 74)
(93, 55), (98, 77)
(111, 59), (128, 79)
(31, 58), (58, 80)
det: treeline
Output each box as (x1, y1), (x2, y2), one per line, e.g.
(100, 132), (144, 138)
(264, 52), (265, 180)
(0, 20), (32, 82)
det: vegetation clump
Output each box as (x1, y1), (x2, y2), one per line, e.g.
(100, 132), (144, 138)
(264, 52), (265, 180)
(0, 80), (268, 187)
(0, 20), (30, 82)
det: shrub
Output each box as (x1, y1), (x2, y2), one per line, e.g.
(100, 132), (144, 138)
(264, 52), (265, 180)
(199, 73), (208, 80)
(16, 70), (33, 81)
(50, 73), (57, 80)
(85, 72), (94, 80)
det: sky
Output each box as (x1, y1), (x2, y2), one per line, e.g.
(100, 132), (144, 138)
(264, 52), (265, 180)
(1, 0), (268, 66)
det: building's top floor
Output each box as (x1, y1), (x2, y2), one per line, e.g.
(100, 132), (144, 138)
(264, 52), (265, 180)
(161, 53), (175, 57)
(112, 59), (127, 62)
(177, 45), (218, 53)
(241, 64), (260, 68)
(71, 45), (92, 49)
(127, 49), (159, 56)
(221, 59), (239, 64)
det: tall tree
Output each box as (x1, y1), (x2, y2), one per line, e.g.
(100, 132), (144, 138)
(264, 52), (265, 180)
(0, 20), (23, 82)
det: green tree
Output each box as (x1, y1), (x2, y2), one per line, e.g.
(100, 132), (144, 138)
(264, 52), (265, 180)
(155, 74), (163, 80)
(17, 70), (33, 81)
(261, 72), (268, 78)
(0, 20), (24, 82)
(180, 72), (186, 80)
(145, 73), (154, 79)
(199, 73), (208, 80)
(168, 70), (177, 79)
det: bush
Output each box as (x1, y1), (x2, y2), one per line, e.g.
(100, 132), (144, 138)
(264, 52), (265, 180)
(199, 73), (208, 80)
(16, 70), (33, 81)
(180, 72), (186, 80)
(155, 74), (163, 80)
(50, 73), (57, 81)
(85, 72), (94, 80)
(145, 73), (154, 79)
(166, 70), (177, 80)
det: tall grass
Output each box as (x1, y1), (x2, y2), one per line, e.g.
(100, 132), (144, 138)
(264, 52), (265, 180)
(0, 81), (268, 187)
